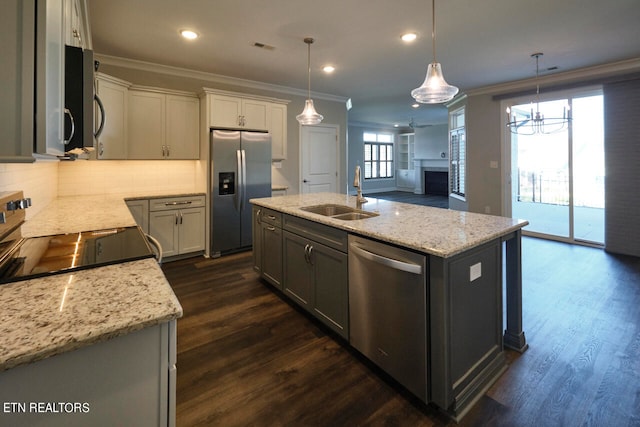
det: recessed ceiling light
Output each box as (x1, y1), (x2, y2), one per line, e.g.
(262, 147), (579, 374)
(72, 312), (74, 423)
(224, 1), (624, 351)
(412, 103), (420, 108)
(401, 33), (417, 42)
(394, 124), (400, 127)
(180, 30), (199, 40)
(323, 65), (335, 73)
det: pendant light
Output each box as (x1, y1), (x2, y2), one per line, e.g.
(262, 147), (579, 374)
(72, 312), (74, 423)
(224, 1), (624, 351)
(411, 0), (459, 104)
(296, 37), (324, 125)
(506, 53), (571, 135)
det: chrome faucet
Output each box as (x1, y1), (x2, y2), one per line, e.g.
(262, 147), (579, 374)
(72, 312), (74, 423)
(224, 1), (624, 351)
(353, 165), (368, 205)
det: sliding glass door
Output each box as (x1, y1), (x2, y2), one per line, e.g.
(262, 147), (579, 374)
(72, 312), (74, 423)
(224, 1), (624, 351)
(571, 95), (605, 243)
(508, 89), (604, 245)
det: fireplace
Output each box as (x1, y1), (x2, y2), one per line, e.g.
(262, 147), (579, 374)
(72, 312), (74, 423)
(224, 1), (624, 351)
(424, 171), (448, 196)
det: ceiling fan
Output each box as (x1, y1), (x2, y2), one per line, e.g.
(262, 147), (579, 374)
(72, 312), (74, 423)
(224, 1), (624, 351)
(408, 117), (432, 129)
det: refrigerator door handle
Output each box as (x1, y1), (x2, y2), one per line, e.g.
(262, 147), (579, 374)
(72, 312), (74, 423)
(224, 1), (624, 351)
(240, 149), (247, 211)
(235, 149), (242, 212)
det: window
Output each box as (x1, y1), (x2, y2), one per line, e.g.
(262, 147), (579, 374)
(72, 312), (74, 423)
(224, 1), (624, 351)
(363, 132), (394, 179)
(449, 108), (466, 197)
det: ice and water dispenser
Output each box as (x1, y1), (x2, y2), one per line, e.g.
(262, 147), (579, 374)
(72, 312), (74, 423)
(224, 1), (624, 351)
(219, 172), (235, 195)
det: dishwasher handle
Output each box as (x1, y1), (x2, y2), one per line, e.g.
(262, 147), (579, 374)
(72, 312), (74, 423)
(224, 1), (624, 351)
(350, 242), (423, 275)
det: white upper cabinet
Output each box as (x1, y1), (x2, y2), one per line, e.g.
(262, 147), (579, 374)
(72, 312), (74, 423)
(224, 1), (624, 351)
(270, 102), (287, 160)
(127, 90), (165, 159)
(241, 98), (270, 130)
(95, 73), (130, 159)
(1, 0), (35, 162)
(128, 88), (200, 160)
(64, 0), (84, 47)
(34, 0), (66, 157)
(208, 94), (269, 130)
(165, 95), (200, 159)
(202, 88), (289, 160)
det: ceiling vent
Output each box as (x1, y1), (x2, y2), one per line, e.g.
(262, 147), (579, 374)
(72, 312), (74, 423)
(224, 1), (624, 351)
(253, 42), (275, 51)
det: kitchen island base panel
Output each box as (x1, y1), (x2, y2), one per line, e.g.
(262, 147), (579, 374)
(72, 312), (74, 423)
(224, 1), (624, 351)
(445, 353), (508, 422)
(429, 239), (506, 418)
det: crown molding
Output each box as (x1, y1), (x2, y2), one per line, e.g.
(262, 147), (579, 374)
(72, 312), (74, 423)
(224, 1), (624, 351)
(466, 57), (640, 97)
(95, 54), (348, 103)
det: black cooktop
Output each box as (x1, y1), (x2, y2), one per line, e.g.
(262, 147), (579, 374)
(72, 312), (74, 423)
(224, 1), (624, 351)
(0, 226), (155, 285)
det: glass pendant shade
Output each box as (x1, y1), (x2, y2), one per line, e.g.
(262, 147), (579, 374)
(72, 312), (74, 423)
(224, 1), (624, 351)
(296, 99), (324, 125)
(411, 62), (459, 104)
(297, 37), (323, 125)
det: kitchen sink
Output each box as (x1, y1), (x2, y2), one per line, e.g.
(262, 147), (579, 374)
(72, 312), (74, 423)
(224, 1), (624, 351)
(299, 204), (379, 220)
(331, 211), (379, 220)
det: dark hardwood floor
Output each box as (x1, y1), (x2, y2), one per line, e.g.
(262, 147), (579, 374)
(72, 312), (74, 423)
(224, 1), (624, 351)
(363, 191), (449, 208)
(162, 238), (640, 427)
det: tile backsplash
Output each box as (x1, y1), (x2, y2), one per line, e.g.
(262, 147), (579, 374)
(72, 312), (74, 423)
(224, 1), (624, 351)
(58, 160), (204, 197)
(0, 159), (204, 220)
(0, 161), (59, 220)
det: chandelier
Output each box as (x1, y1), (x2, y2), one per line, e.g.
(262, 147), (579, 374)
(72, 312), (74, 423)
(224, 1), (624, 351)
(411, 0), (459, 104)
(296, 38), (324, 125)
(506, 53), (571, 135)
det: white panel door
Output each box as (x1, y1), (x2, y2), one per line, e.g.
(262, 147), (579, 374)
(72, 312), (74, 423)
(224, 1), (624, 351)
(300, 125), (339, 194)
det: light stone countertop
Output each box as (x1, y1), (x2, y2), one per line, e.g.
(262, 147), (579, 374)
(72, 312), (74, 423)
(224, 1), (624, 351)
(251, 192), (529, 258)
(1, 195), (184, 372)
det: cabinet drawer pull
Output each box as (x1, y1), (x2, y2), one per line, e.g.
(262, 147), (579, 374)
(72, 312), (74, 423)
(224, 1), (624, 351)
(165, 201), (192, 206)
(267, 215), (276, 220)
(266, 226), (276, 231)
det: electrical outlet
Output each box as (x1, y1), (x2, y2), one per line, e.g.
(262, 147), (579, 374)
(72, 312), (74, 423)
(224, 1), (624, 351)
(490, 160), (499, 169)
(484, 206), (491, 214)
(470, 262), (482, 282)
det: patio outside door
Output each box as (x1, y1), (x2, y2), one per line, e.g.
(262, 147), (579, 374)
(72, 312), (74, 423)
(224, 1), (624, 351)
(509, 90), (604, 245)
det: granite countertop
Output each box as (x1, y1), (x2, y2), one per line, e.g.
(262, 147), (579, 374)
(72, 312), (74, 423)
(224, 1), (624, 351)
(124, 192), (206, 202)
(21, 194), (138, 237)
(1, 195), (183, 372)
(251, 192), (529, 258)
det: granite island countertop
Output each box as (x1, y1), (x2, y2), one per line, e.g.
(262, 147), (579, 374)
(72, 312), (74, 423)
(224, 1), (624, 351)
(0, 194), (184, 372)
(251, 192), (529, 258)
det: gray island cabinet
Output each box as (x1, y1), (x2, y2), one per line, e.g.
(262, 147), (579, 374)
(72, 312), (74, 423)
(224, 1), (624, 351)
(251, 192), (528, 421)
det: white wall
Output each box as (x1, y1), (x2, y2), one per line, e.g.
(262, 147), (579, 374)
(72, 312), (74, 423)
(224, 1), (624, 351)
(414, 125), (448, 160)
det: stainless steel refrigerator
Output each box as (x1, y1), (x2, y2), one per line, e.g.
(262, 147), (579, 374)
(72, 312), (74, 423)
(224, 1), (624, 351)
(210, 129), (271, 256)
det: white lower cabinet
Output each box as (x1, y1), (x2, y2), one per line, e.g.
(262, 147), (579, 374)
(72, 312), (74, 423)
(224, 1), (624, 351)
(125, 199), (149, 233)
(149, 195), (205, 258)
(0, 320), (177, 427)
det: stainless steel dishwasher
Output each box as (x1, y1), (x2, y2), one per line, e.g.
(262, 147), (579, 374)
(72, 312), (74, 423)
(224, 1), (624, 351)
(348, 235), (428, 402)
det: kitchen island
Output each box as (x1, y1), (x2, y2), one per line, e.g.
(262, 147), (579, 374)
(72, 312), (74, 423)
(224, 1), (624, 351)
(0, 195), (183, 427)
(250, 192), (528, 420)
